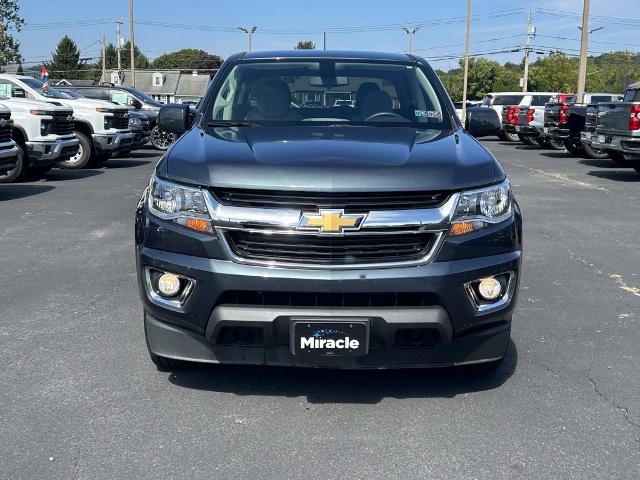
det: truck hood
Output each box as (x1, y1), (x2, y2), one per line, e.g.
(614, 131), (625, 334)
(46, 97), (129, 113)
(0, 97), (74, 113)
(163, 125), (502, 192)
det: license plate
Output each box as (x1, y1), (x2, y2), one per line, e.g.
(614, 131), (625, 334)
(598, 134), (606, 143)
(543, 127), (549, 134)
(292, 320), (369, 356)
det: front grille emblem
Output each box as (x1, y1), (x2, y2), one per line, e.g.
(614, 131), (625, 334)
(297, 209), (366, 235)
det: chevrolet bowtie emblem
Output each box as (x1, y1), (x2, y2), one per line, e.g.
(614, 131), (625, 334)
(297, 209), (366, 235)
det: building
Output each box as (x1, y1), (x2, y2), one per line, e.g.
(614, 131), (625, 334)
(101, 69), (214, 104)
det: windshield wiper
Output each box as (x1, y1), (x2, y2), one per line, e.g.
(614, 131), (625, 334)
(206, 120), (260, 127)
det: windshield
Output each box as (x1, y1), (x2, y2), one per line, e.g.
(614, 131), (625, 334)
(207, 60), (449, 128)
(59, 90), (84, 99)
(126, 87), (162, 106)
(20, 78), (67, 99)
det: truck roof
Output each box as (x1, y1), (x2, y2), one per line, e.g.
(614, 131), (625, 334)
(240, 50), (412, 62)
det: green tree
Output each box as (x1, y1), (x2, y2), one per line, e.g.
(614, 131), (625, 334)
(152, 48), (223, 70)
(45, 35), (83, 78)
(0, 0), (25, 68)
(294, 40), (316, 50)
(438, 58), (506, 101)
(528, 52), (579, 92)
(97, 41), (149, 71)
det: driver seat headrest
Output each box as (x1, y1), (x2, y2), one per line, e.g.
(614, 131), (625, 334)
(360, 90), (392, 120)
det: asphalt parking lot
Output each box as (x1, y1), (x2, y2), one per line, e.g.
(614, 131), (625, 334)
(1, 141), (639, 479)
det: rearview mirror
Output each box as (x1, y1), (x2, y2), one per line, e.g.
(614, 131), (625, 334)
(157, 104), (191, 135)
(131, 98), (143, 109)
(465, 107), (501, 138)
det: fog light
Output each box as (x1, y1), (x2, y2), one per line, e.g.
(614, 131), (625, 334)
(478, 276), (502, 300)
(157, 272), (181, 297)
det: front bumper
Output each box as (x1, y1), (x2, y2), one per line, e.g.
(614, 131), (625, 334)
(25, 137), (79, 164)
(136, 209), (522, 368)
(0, 142), (19, 174)
(132, 130), (150, 149)
(92, 130), (134, 152)
(592, 134), (640, 157)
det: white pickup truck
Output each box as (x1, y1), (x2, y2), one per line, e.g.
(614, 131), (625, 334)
(0, 91), (79, 183)
(0, 102), (20, 178)
(0, 74), (133, 169)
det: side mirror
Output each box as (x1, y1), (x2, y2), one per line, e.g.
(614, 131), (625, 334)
(466, 107), (501, 137)
(157, 104), (191, 135)
(13, 88), (26, 98)
(131, 98), (143, 109)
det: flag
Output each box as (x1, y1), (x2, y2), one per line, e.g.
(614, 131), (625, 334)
(40, 66), (49, 93)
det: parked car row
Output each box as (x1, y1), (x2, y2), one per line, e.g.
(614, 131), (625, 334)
(481, 85), (639, 174)
(0, 74), (173, 183)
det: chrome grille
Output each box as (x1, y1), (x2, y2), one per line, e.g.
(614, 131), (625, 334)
(113, 113), (129, 130)
(0, 114), (12, 143)
(212, 188), (449, 212)
(51, 112), (74, 135)
(224, 230), (438, 266)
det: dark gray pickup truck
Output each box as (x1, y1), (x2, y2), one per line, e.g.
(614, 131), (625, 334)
(545, 93), (623, 158)
(593, 81), (640, 171)
(135, 51), (521, 372)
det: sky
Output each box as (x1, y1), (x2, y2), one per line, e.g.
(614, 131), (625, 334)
(13, 0), (640, 73)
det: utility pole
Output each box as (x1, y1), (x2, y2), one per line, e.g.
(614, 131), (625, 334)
(115, 19), (123, 72)
(101, 34), (106, 82)
(576, 0), (591, 103)
(461, 0), (473, 125)
(401, 26), (420, 54)
(129, 0), (136, 88)
(238, 26), (257, 52)
(323, 32), (326, 50)
(522, 7), (535, 93)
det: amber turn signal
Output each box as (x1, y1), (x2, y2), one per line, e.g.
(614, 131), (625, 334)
(450, 222), (476, 236)
(176, 217), (214, 233)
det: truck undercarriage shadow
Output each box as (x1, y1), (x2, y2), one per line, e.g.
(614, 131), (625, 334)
(167, 340), (517, 404)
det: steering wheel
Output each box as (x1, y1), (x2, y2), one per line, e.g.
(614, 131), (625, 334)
(363, 111), (407, 122)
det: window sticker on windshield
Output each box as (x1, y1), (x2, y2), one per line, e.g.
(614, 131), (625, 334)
(415, 110), (441, 119)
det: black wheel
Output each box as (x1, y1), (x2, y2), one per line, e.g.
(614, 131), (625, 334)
(610, 151), (630, 166)
(517, 134), (535, 145)
(547, 138), (566, 151)
(497, 130), (507, 141)
(503, 130), (520, 142)
(536, 137), (550, 148)
(58, 131), (91, 169)
(564, 141), (581, 155)
(582, 142), (610, 160)
(0, 143), (25, 183)
(150, 126), (175, 150)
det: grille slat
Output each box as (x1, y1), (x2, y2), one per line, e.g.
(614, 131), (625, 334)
(50, 112), (74, 135)
(226, 230), (436, 265)
(113, 113), (129, 130)
(213, 188), (449, 211)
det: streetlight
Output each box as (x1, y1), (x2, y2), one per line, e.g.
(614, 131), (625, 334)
(238, 26), (257, 52)
(401, 26), (420, 54)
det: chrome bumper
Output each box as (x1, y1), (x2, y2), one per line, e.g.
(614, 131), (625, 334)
(25, 137), (80, 163)
(92, 130), (134, 152)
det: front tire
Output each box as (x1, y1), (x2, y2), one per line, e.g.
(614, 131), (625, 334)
(0, 143), (25, 183)
(58, 131), (91, 169)
(150, 126), (175, 150)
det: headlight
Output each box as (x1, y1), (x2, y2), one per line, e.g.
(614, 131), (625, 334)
(147, 175), (214, 234)
(129, 117), (142, 126)
(450, 179), (512, 236)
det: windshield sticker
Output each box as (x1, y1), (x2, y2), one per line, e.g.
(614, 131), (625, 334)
(415, 110), (442, 119)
